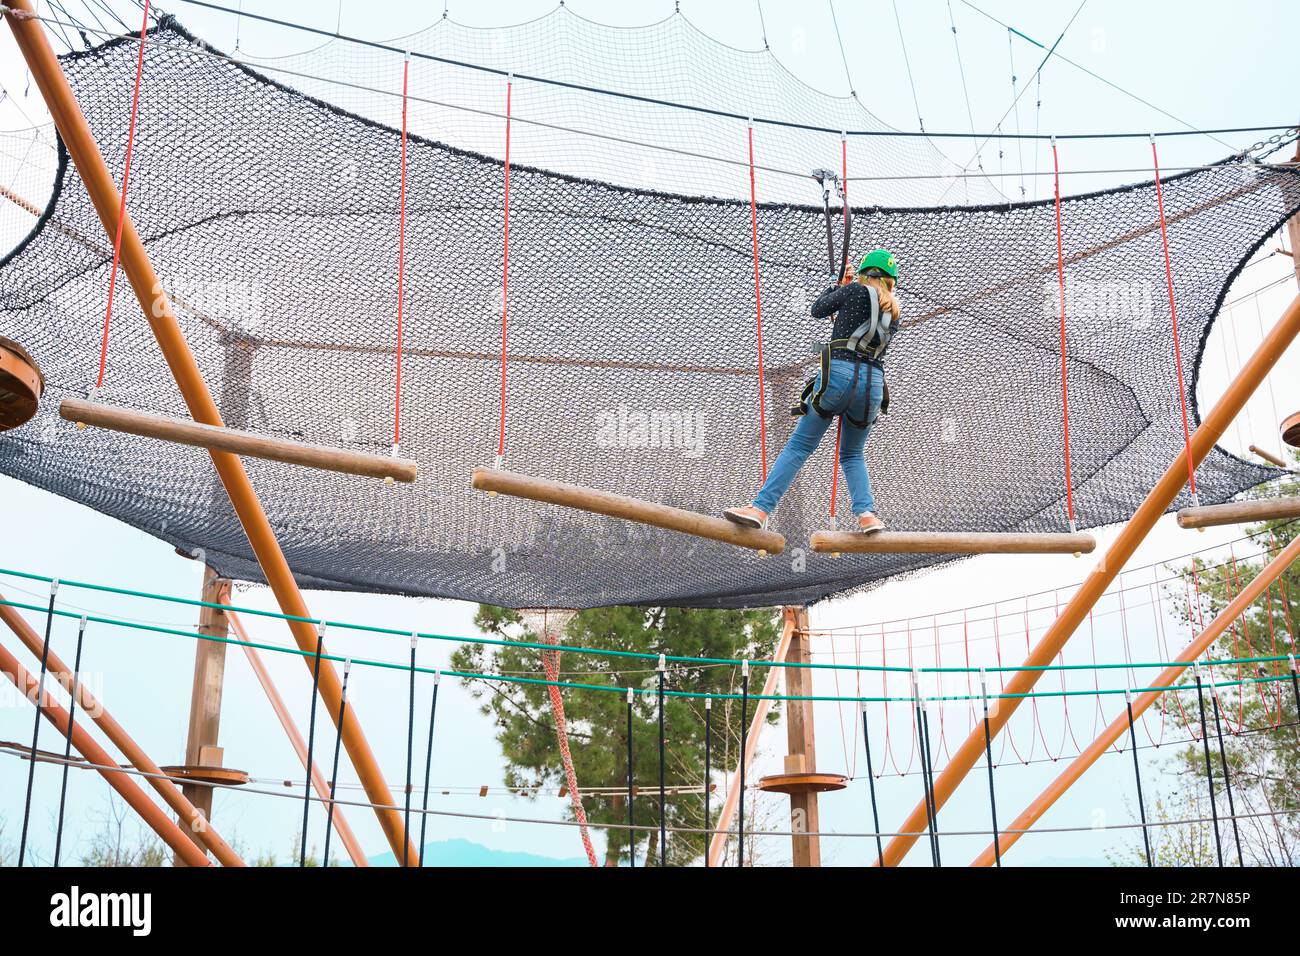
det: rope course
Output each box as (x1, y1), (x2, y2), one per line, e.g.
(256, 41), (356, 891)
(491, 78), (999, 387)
(0, 0), (1297, 873)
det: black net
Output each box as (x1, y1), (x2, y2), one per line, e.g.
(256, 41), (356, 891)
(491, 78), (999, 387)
(1, 21), (1297, 609)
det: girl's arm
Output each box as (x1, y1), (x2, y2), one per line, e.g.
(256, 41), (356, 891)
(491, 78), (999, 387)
(810, 283), (853, 318)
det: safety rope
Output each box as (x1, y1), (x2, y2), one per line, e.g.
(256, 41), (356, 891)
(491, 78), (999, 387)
(403, 636), (416, 866)
(860, 702), (884, 866)
(496, 76), (513, 465)
(1050, 138), (1077, 529)
(18, 580), (58, 867)
(1150, 136), (1199, 504)
(94, 0), (150, 391)
(746, 122), (768, 479)
(538, 613), (599, 866)
(300, 622), (326, 867)
(703, 696), (712, 868)
(417, 670), (441, 865)
(626, 688), (635, 867)
(52, 614), (88, 867)
(1192, 669), (1224, 866)
(1122, 688), (1151, 866)
(657, 655), (667, 865)
(1209, 692), (1243, 864)
(393, 55), (409, 452)
(322, 658), (350, 866)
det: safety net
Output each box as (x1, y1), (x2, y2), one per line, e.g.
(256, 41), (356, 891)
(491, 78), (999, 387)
(1, 20), (1297, 609)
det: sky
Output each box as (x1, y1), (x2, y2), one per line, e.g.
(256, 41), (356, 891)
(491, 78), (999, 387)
(0, 0), (1298, 868)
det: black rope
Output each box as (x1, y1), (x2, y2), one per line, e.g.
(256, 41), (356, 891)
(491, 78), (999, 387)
(625, 687), (635, 868)
(1123, 690), (1151, 867)
(52, 614), (87, 868)
(1210, 692), (1242, 865)
(165, 0), (1296, 142)
(403, 636), (416, 868)
(980, 674), (1001, 867)
(860, 701), (883, 866)
(300, 623), (326, 868)
(657, 655), (666, 867)
(417, 671), (441, 866)
(703, 696), (712, 868)
(738, 662), (750, 868)
(1193, 672), (1224, 867)
(1289, 661), (1300, 725)
(322, 659), (350, 867)
(919, 700), (942, 867)
(19, 581), (58, 868)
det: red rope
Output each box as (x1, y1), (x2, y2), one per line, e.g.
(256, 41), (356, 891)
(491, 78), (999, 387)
(497, 79), (513, 461)
(394, 56), (409, 448)
(827, 136), (849, 517)
(746, 123), (768, 480)
(96, 0), (151, 390)
(538, 616), (598, 867)
(1050, 140), (1076, 527)
(1150, 138), (1198, 498)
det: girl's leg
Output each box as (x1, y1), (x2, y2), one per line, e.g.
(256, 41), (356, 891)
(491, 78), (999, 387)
(752, 410), (834, 514)
(839, 367), (885, 515)
(838, 419), (875, 515)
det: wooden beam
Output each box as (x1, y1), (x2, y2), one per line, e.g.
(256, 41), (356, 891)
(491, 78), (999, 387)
(782, 608), (822, 867)
(810, 530), (1096, 555)
(1176, 496), (1300, 529)
(175, 566), (230, 866)
(1248, 443), (1287, 467)
(60, 397), (417, 483)
(471, 467), (785, 555)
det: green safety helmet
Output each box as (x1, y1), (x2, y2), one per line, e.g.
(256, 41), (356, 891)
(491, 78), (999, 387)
(857, 248), (899, 280)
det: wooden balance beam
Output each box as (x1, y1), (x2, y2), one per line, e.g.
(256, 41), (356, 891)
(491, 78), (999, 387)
(1176, 496), (1300, 529)
(809, 529), (1097, 555)
(60, 398), (417, 483)
(470, 467), (786, 555)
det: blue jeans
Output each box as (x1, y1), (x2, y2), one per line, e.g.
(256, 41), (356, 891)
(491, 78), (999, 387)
(753, 358), (883, 516)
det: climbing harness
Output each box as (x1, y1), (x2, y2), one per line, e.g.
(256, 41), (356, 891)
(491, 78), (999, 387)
(793, 282), (893, 428)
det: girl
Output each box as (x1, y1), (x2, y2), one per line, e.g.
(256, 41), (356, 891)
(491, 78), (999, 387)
(725, 248), (900, 533)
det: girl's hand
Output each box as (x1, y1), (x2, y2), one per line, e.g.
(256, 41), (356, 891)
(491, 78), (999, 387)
(839, 264), (855, 287)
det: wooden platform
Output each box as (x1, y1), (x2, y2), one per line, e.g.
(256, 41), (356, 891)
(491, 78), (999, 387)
(0, 336), (42, 431)
(158, 764), (250, 787)
(61, 397), (417, 483)
(1283, 410), (1300, 449)
(810, 529), (1096, 555)
(471, 467), (786, 555)
(757, 771), (848, 795)
(1176, 496), (1300, 530)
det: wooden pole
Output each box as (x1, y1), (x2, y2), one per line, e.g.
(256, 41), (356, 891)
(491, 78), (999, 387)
(173, 566), (230, 866)
(1176, 496), (1300, 529)
(810, 530), (1096, 555)
(782, 608), (822, 867)
(4, 0), (417, 863)
(706, 608), (797, 866)
(0, 638), (214, 866)
(0, 595), (244, 865)
(878, 291), (1300, 867)
(973, 531), (1300, 865)
(472, 467), (786, 555)
(60, 398), (418, 483)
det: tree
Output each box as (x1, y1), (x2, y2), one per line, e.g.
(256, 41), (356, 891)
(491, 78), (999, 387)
(1152, 463), (1300, 865)
(451, 605), (782, 866)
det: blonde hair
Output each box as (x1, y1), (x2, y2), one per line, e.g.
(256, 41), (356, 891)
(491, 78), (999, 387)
(858, 273), (900, 321)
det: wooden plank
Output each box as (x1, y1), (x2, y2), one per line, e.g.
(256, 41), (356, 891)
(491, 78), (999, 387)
(810, 529), (1096, 555)
(470, 467), (785, 555)
(60, 397), (417, 483)
(1176, 496), (1300, 529)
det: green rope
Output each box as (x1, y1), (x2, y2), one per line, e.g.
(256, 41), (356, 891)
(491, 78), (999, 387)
(0, 596), (1292, 706)
(0, 565), (1292, 678)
